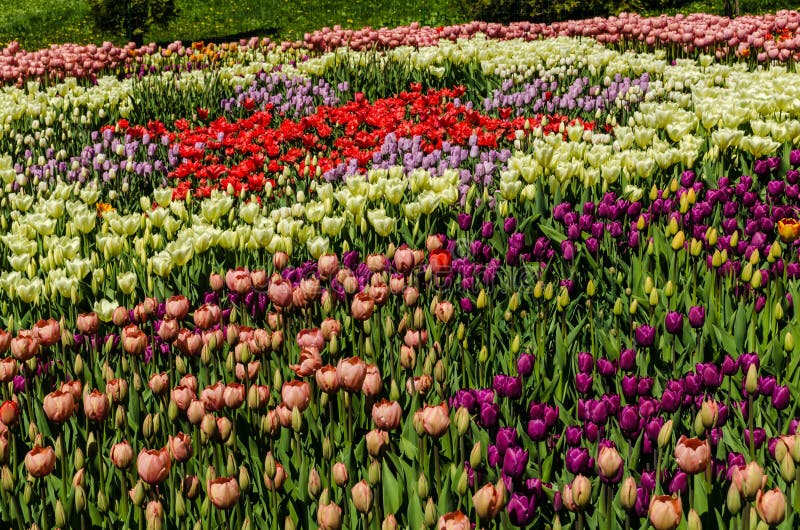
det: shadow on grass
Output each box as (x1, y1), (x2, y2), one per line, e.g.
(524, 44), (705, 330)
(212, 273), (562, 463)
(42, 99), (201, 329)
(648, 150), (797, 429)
(153, 26), (279, 47)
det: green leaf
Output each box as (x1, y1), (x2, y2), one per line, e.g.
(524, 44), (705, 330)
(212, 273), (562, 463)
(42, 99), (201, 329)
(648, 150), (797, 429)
(382, 460), (402, 514)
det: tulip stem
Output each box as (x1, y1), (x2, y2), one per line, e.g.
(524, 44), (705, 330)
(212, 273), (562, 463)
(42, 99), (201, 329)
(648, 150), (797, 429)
(434, 444), (441, 501)
(747, 394), (755, 461)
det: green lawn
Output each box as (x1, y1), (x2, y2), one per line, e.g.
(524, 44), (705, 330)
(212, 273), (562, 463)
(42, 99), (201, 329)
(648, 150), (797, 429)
(3, 0), (800, 51)
(0, 0), (466, 50)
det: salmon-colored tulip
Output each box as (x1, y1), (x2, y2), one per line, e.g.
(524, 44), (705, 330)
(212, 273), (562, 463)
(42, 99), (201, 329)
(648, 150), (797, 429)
(267, 275), (293, 308)
(437, 510), (470, 530)
(169, 432), (193, 462)
(0, 400), (20, 426)
(208, 476), (240, 509)
(281, 381), (310, 411)
(223, 383), (245, 409)
(419, 402), (450, 437)
(165, 295), (190, 320)
(649, 495), (682, 530)
(597, 445), (624, 481)
(0, 357), (15, 383)
(200, 382), (225, 412)
(756, 488), (786, 525)
(674, 436), (710, 475)
(43, 390), (75, 423)
(33, 318), (60, 347)
(316, 365), (339, 394)
(351, 480), (373, 513)
(297, 328), (325, 351)
(76, 312), (99, 335)
(25, 445), (56, 478)
(10, 331), (39, 361)
(336, 357), (367, 392)
(148, 372), (169, 395)
(372, 399), (402, 430)
(317, 499), (342, 530)
(121, 324), (147, 356)
(137, 448), (171, 484)
(317, 254), (339, 280)
(365, 429), (390, 458)
(351, 292), (375, 321)
(83, 390), (110, 422)
(393, 245), (415, 273)
(106, 378), (128, 404)
(251, 269), (268, 290)
(110, 441), (134, 469)
(171, 385), (195, 411)
(59, 380), (82, 401)
(226, 268), (252, 294)
(473, 481), (506, 520)
(290, 347), (322, 377)
(264, 462), (286, 491)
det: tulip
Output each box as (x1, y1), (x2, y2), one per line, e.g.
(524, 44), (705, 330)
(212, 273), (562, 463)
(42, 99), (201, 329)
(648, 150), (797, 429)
(316, 365), (339, 394)
(732, 461), (765, 500)
(362, 364), (383, 396)
(43, 390), (75, 423)
(318, 254), (340, 280)
(317, 499), (342, 530)
(226, 268), (252, 294)
(83, 390), (110, 422)
(201, 382), (226, 412)
(393, 245), (415, 273)
(372, 400), (402, 430)
(223, 383), (245, 409)
(110, 441), (134, 469)
(165, 295), (190, 320)
(106, 378), (129, 404)
(674, 436), (710, 474)
(281, 381), (310, 411)
(121, 325), (148, 355)
(688, 306), (705, 328)
(268, 275), (293, 308)
(25, 445), (56, 478)
(336, 357), (367, 392)
(365, 429), (390, 458)
(437, 511), (470, 530)
(756, 488), (786, 525)
(332, 462), (348, 486)
(290, 348), (322, 377)
(193, 304), (221, 329)
(648, 495), (682, 530)
(351, 480), (373, 513)
(169, 433), (193, 462)
(208, 477), (240, 509)
(10, 331), (39, 361)
(351, 292), (375, 321)
(76, 312), (100, 335)
(137, 448), (171, 484)
(777, 218), (800, 243)
(419, 402), (450, 438)
(33, 318), (60, 347)
(473, 480), (506, 520)
(264, 462), (286, 491)
(597, 444), (623, 482)
(429, 248), (452, 275)
(148, 372), (169, 395)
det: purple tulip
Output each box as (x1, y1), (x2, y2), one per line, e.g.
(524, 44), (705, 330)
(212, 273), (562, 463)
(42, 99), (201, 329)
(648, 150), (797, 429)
(618, 405), (640, 434)
(688, 306), (705, 328)
(494, 375), (523, 399)
(561, 240), (575, 261)
(487, 445), (500, 468)
(634, 488), (650, 518)
(578, 352), (594, 373)
(721, 355), (738, 376)
(565, 447), (592, 475)
(621, 375), (638, 400)
(619, 349), (636, 371)
(575, 373), (593, 394)
(503, 217), (517, 233)
(744, 428), (767, 449)
(661, 390), (682, 413)
(507, 493), (535, 526)
(481, 221), (494, 239)
(640, 471), (656, 492)
(527, 419), (548, 442)
(758, 376), (777, 396)
(479, 402), (499, 428)
(495, 427), (518, 455)
(634, 325), (655, 347)
(637, 377), (654, 396)
(664, 312), (684, 334)
(773, 386), (790, 410)
(517, 353), (534, 377)
(457, 213), (472, 230)
(645, 417), (664, 442)
(565, 426), (582, 446)
(596, 358), (617, 377)
(502, 447), (529, 478)
(668, 471), (688, 494)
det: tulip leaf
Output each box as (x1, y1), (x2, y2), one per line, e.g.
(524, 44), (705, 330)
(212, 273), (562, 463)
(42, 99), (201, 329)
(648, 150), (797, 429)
(538, 221), (567, 244)
(382, 459), (402, 514)
(711, 324), (737, 355)
(733, 305), (748, 350)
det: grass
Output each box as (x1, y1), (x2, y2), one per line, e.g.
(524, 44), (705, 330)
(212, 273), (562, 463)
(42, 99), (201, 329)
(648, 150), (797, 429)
(0, 0), (467, 50)
(3, 0), (800, 52)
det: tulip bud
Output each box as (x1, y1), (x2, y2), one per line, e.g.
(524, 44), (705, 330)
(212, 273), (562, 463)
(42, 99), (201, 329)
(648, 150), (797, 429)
(620, 477), (637, 510)
(285, 517), (296, 530)
(75, 484), (87, 511)
(368, 459), (381, 485)
(470, 442), (482, 469)
(478, 346), (488, 364)
(382, 514), (399, 530)
(671, 231), (685, 251)
(273, 369), (283, 393)
(115, 405), (126, 429)
(775, 302), (784, 321)
(456, 469), (468, 496)
(694, 411), (706, 437)
(746, 364), (758, 394)
(572, 475), (591, 508)
(664, 281), (674, 298)
(291, 407), (303, 432)
(55, 500), (66, 527)
(649, 289), (659, 307)
(418, 473), (429, 499)
(97, 490), (108, 513)
(264, 453), (276, 480)
(86, 431), (97, 457)
(782, 452), (796, 483)
(322, 437), (332, 462)
(74, 354), (84, 376)
(533, 281), (543, 299)
(726, 482), (742, 515)
(750, 269), (763, 289)
(23, 483), (32, 505)
(785, 332), (795, 353)
(1, 466), (12, 491)
(687, 509), (701, 530)
(476, 290), (487, 309)
(629, 299), (638, 315)
(175, 494), (186, 518)
(657, 420), (673, 449)
(424, 497), (437, 527)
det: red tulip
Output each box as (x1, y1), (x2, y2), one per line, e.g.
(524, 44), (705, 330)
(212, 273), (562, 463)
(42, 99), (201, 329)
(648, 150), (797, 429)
(429, 248), (452, 275)
(0, 400), (20, 426)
